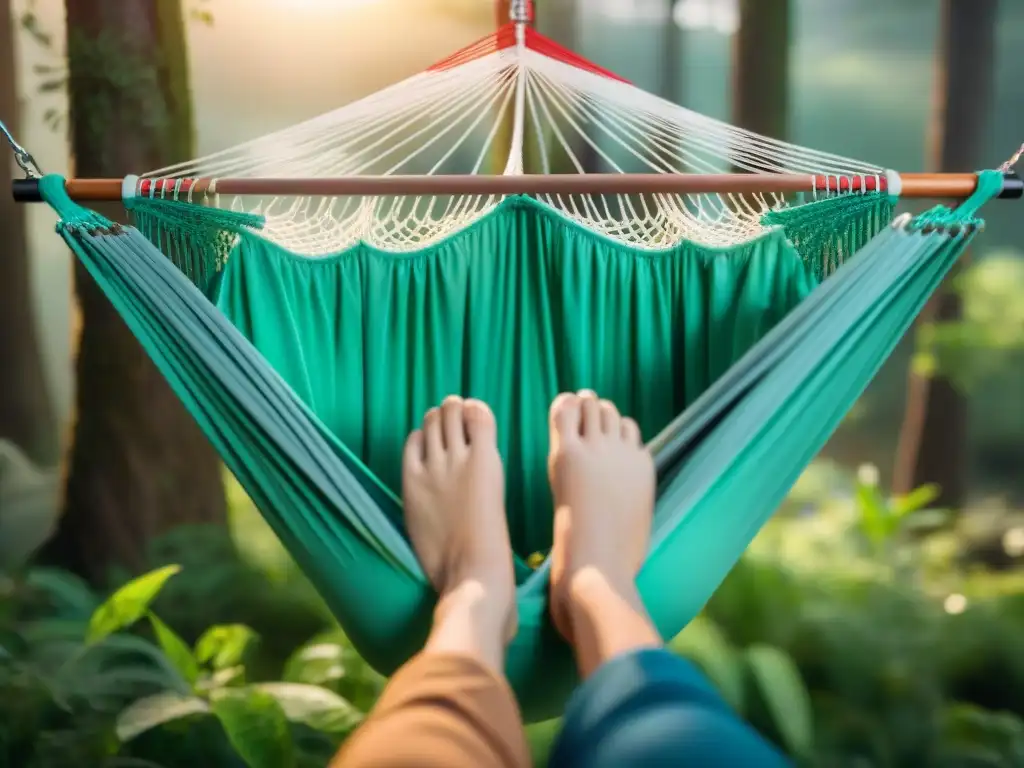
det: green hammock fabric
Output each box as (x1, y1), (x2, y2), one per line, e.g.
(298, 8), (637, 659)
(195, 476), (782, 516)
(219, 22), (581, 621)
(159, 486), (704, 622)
(39, 173), (1000, 722)
(210, 198), (821, 562)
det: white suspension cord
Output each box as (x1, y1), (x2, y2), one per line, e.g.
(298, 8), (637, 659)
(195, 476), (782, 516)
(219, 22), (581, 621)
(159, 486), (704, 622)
(139, 38), (885, 255)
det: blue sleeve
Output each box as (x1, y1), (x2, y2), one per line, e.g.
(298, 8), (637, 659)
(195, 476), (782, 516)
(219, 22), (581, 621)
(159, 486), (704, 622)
(549, 648), (793, 768)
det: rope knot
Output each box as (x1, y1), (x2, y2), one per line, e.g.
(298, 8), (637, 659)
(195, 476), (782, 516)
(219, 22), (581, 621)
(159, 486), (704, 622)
(999, 142), (1024, 173)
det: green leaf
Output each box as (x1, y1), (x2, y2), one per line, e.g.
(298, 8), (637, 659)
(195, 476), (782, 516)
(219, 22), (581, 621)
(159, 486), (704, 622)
(854, 482), (891, 549)
(87, 565), (181, 645)
(195, 624), (258, 670)
(283, 642), (347, 686)
(526, 719), (562, 767)
(745, 645), (814, 758)
(253, 682), (364, 735)
(282, 634), (385, 712)
(891, 483), (942, 518)
(911, 351), (938, 378)
(149, 613), (199, 686)
(942, 702), (1024, 758)
(669, 617), (745, 713)
(116, 692), (210, 742)
(211, 689), (295, 768)
(190, 8), (215, 25)
(18, 11), (53, 47)
(38, 78), (66, 93)
(25, 568), (98, 618)
(204, 665), (246, 690)
(42, 108), (63, 131)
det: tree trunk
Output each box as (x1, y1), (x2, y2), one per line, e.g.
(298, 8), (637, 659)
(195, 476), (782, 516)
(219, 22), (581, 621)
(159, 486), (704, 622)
(534, 0), (598, 174)
(733, 0), (790, 140)
(493, 0), (514, 174)
(539, 0), (574, 46)
(662, 0), (683, 104)
(44, 0), (225, 583)
(496, 0), (511, 27)
(892, 0), (998, 508)
(0, 0), (59, 466)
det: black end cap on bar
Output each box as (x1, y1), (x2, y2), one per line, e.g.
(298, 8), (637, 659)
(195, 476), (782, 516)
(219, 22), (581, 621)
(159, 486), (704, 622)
(1000, 171), (1023, 199)
(12, 177), (43, 203)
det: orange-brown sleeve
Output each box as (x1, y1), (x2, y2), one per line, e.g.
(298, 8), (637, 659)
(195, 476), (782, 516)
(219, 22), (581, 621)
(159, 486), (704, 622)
(332, 652), (531, 768)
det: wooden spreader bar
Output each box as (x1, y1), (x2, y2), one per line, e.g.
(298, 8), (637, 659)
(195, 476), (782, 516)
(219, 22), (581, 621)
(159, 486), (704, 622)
(11, 172), (1024, 203)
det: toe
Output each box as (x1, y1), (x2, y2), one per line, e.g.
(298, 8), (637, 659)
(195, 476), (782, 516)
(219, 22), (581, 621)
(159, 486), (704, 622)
(403, 429), (426, 471)
(463, 399), (497, 445)
(598, 399), (620, 435)
(423, 406), (444, 462)
(550, 392), (582, 437)
(577, 390), (602, 438)
(441, 395), (467, 451)
(621, 417), (642, 445)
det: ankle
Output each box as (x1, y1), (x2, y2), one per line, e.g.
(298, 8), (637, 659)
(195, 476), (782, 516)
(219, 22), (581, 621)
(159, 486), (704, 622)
(554, 566), (661, 678)
(564, 565), (640, 611)
(427, 579), (517, 674)
(437, 577), (516, 637)
(550, 565), (641, 639)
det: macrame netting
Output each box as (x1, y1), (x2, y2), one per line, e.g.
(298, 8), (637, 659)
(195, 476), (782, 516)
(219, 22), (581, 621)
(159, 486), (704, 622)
(136, 29), (888, 262)
(36, 23), (1004, 722)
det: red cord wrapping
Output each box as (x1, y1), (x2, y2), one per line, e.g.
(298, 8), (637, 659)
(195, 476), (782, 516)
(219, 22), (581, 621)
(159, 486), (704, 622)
(427, 23), (630, 84)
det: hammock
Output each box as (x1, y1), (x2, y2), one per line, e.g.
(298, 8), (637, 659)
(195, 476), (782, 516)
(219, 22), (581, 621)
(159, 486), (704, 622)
(8, 17), (1015, 722)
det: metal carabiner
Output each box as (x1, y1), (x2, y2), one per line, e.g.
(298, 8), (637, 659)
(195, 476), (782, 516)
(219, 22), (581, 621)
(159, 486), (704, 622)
(0, 118), (44, 179)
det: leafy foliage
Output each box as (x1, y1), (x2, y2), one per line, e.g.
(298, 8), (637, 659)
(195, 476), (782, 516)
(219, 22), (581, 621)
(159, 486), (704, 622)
(6, 467), (1024, 767)
(914, 254), (1024, 389)
(0, 563), (363, 768)
(87, 565), (182, 645)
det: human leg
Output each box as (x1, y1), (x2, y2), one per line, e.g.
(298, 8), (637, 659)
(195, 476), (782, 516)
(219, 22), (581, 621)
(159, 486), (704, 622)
(546, 391), (791, 768)
(333, 397), (529, 768)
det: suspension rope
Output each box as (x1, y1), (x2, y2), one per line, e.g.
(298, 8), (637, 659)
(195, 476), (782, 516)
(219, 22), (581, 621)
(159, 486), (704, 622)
(0, 118), (43, 178)
(999, 141), (1024, 173)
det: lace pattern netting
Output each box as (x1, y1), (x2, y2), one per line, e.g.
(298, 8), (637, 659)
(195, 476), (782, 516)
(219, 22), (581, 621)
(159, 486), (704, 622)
(143, 29), (883, 257)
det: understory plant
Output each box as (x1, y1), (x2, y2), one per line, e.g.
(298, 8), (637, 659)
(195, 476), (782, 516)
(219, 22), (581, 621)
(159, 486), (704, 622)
(702, 468), (1024, 768)
(6, 466), (1024, 767)
(0, 564), (368, 768)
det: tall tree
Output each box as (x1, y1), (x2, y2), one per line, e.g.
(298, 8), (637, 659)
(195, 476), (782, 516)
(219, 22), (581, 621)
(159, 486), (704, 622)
(534, 0), (599, 174)
(892, 0), (998, 507)
(539, 0), (574, 47)
(0, 0), (59, 466)
(44, 0), (225, 583)
(662, 0), (682, 104)
(732, 0), (790, 140)
(493, 0), (516, 174)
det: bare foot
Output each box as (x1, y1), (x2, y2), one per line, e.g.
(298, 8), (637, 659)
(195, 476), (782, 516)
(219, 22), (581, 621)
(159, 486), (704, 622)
(402, 396), (516, 640)
(547, 390), (655, 642)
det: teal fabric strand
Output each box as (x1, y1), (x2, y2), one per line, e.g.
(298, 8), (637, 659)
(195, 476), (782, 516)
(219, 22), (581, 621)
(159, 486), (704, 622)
(762, 191), (896, 280)
(37, 174), (997, 722)
(126, 195), (265, 289)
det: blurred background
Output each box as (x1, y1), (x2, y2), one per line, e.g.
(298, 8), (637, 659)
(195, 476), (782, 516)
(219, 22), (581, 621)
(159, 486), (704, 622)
(1, 1), (1023, 766)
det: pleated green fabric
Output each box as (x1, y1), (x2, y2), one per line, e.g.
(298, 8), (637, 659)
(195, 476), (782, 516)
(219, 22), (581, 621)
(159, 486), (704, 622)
(40, 174), (1000, 722)
(211, 196), (816, 563)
